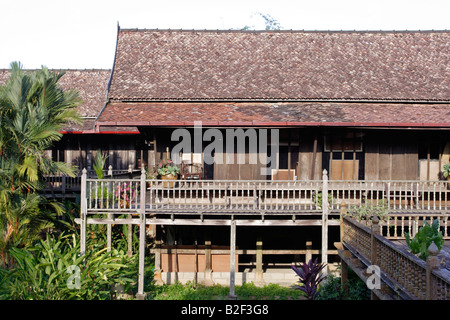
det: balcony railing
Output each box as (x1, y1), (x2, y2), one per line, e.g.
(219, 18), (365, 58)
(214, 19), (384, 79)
(82, 170), (450, 216)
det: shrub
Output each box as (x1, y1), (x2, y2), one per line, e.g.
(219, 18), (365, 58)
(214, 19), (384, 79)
(291, 258), (327, 300)
(316, 273), (370, 300)
(347, 199), (389, 225)
(0, 232), (136, 300)
(405, 219), (444, 260)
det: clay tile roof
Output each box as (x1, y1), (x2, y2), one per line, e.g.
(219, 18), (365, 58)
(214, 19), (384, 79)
(0, 69), (111, 131)
(108, 29), (450, 102)
(96, 101), (450, 127)
(56, 69), (111, 118)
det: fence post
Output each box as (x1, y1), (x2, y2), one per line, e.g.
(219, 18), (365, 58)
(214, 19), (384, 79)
(426, 242), (440, 300)
(322, 169), (329, 274)
(340, 203), (347, 243)
(136, 168), (147, 300)
(80, 168), (87, 257)
(370, 216), (380, 300)
(371, 216), (380, 265)
(128, 164), (133, 179)
(340, 204), (348, 294)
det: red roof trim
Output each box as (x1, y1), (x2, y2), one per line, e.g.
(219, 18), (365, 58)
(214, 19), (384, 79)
(95, 121), (450, 128)
(59, 130), (140, 134)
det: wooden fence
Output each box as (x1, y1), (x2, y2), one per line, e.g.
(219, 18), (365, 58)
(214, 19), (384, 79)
(341, 214), (450, 300)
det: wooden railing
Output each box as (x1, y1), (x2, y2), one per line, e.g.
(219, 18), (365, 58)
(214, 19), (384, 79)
(378, 213), (450, 240)
(81, 169), (450, 215)
(341, 215), (450, 300)
(330, 180), (450, 211)
(43, 166), (142, 196)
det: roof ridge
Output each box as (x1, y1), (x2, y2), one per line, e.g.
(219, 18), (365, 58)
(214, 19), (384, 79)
(119, 28), (450, 34)
(109, 98), (450, 104)
(0, 68), (111, 72)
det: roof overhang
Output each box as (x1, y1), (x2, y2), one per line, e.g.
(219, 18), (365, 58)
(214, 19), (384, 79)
(95, 101), (450, 130)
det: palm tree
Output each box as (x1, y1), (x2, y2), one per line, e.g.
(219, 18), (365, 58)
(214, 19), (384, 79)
(0, 62), (82, 267)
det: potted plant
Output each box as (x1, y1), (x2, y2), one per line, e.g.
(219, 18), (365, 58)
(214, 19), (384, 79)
(443, 163), (450, 180)
(157, 159), (180, 187)
(443, 163), (450, 189)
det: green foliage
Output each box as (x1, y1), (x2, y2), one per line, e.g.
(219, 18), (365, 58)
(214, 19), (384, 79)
(0, 62), (81, 182)
(0, 62), (82, 267)
(316, 273), (370, 300)
(150, 281), (304, 300)
(241, 12), (282, 30)
(443, 163), (450, 179)
(312, 189), (335, 210)
(93, 150), (108, 179)
(257, 13), (282, 30)
(0, 192), (62, 266)
(157, 159), (180, 177)
(347, 199), (389, 224)
(0, 232), (136, 300)
(405, 219), (444, 260)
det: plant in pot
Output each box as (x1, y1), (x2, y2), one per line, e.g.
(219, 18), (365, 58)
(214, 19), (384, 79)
(443, 163), (450, 180)
(443, 163), (450, 189)
(157, 159), (180, 187)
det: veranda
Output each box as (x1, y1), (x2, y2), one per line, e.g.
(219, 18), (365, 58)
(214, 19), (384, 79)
(75, 168), (450, 299)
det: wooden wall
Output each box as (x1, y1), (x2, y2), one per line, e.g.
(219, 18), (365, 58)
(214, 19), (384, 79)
(364, 130), (448, 181)
(52, 134), (142, 171)
(55, 128), (448, 181)
(146, 128), (323, 181)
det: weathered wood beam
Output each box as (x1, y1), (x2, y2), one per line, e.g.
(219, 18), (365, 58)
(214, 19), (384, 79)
(322, 169), (329, 274)
(74, 217), (341, 227)
(136, 169), (147, 300)
(255, 236), (264, 286)
(80, 169), (87, 257)
(228, 220), (237, 300)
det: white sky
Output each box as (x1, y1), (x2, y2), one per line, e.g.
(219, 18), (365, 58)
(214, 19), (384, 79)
(1, 0), (449, 69)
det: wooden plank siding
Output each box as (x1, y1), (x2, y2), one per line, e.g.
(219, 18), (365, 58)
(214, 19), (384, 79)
(54, 128), (449, 182)
(365, 131), (425, 181)
(52, 134), (143, 172)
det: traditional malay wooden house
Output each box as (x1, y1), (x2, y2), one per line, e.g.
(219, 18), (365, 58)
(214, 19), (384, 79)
(97, 28), (450, 182)
(87, 28), (450, 289)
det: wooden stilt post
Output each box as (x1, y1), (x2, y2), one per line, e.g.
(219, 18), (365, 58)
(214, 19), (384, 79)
(174, 240), (179, 283)
(80, 169), (87, 257)
(203, 231), (214, 286)
(136, 168), (147, 300)
(255, 236), (264, 286)
(153, 226), (163, 285)
(305, 240), (312, 263)
(194, 240), (198, 285)
(322, 169), (329, 274)
(228, 220), (237, 300)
